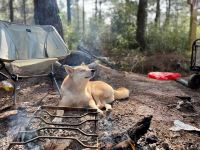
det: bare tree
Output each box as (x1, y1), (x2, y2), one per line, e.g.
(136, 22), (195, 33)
(34, 0), (64, 38)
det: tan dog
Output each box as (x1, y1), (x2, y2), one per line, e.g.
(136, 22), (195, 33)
(53, 64), (129, 122)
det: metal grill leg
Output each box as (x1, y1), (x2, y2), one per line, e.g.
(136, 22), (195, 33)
(13, 82), (17, 105)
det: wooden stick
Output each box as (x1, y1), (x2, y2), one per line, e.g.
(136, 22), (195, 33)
(0, 110), (18, 120)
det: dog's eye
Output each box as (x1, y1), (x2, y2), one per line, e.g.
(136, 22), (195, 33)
(80, 70), (85, 72)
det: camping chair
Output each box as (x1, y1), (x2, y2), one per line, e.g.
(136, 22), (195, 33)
(191, 39), (200, 72)
(0, 20), (69, 104)
(188, 39), (200, 89)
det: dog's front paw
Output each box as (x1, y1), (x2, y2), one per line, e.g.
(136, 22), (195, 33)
(105, 104), (112, 112)
(97, 109), (105, 118)
(97, 109), (104, 114)
(106, 107), (112, 112)
(52, 117), (62, 123)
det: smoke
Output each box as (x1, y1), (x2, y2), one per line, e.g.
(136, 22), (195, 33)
(5, 107), (40, 149)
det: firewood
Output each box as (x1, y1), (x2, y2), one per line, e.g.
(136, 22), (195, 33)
(110, 138), (136, 150)
(0, 110), (18, 120)
(127, 115), (153, 143)
(109, 115), (153, 150)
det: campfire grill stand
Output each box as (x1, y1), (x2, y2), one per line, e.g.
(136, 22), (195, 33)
(7, 105), (98, 150)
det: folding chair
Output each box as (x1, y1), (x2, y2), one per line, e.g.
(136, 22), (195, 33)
(188, 39), (200, 89)
(0, 20), (70, 104)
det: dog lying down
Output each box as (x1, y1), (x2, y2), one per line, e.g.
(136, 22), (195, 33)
(53, 64), (129, 122)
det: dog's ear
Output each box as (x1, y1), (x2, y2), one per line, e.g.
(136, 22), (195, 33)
(63, 65), (74, 75)
(81, 62), (85, 66)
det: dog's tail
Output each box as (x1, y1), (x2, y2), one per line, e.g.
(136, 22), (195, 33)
(114, 87), (129, 100)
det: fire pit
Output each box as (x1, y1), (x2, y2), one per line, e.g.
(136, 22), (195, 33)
(7, 105), (98, 150)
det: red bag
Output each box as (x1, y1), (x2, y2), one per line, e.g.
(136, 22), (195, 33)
(148, 72), (181, 80)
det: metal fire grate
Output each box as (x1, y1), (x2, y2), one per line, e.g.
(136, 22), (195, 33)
(7, 105), (98, 150)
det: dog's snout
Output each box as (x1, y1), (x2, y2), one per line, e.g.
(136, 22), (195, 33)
(91, 69), (96, 73)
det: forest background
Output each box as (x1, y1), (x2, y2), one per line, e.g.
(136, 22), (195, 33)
(0, 0), (199, 73)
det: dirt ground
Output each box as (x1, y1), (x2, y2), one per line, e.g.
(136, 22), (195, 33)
(0, 64), (200, 150)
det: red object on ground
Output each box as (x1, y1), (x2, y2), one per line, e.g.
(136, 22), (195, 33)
(148, 72), (181, 80)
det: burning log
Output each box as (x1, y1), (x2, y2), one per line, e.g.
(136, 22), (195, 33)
(109, 115), (153, 150)
(0, 110), (18, 120)
(127, 115), (153, 143)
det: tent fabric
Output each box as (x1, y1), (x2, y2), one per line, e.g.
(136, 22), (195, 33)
(148, 72), (181, 80)
(0, 21), (69, 61)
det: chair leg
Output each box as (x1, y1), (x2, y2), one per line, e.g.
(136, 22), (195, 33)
(52, 75), (61, 98)
(50, 64), (61, 98)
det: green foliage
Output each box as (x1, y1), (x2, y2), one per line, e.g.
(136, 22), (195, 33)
(197, 25), (200, 38)
(145, 3), (190, 53)
(81, 0), (138, 58)
(64, 24), (81, 49)
(93, 0), (191, 71)
(147, 21), (189, 53)
(110, 1), (138, 50)
(60, 12), (81, 49)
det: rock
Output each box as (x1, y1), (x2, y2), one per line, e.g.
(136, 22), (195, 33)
(54, 140), (72, 150)
(176, 100), (196, 113)
(162, 142), (170, 150)
(184, 142), (199, 150)
(54, 50), (94, 80)
(88, 61), (121, 80)
(169, 132), (180, 138)
(175, 96), (196, 113)
(61, 50), (94, 66)
(148, 143), (157, 150)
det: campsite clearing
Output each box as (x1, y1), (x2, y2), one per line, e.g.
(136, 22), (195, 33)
(0, 65), (200, 149)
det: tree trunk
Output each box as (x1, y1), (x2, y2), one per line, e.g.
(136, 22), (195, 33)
(9, 0), (14, 22)
(82, 0), (85, 34)
(22, 0), (26, 24)
(188, 4), (197, 51)
(75, 0), (80, 31)
(136, 0), (148, 51)
(99, 1), (102, 20)
(67, 0), (71, 24)
(155, 0), (160, 26)
(165, 0), (171, 25)
(95, 0), (98, 20)
(34, 0), (64, 38)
